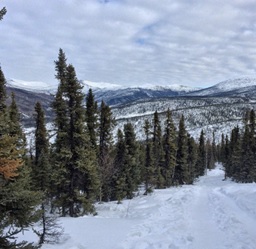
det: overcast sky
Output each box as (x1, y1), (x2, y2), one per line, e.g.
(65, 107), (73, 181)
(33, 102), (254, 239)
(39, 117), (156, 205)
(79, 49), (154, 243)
(0, 0), (256, 88)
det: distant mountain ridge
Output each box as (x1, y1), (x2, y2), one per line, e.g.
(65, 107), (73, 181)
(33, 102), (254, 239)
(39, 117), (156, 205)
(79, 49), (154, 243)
(5, 77), (256, 142)
(7, 77), (256, 103)
(189, 78), (256, 97)
(7, 78), (201, 106)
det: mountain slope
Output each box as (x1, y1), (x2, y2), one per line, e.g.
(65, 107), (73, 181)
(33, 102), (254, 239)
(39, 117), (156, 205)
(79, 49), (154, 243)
(93, 85), (199, 106)
(190, 78), (256, 97)
(6, 77), (256, 141)
(7, 79), (57, 94)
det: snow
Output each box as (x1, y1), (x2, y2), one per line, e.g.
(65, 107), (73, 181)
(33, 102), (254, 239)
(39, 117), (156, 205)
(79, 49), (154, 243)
(191, 78), (256, 96)
(7, 79), (57, 94)
(135, 84), (200, 92)
(81, 80), (123, 90)
(214, 78), (256, 91)
(20, 164), (256, 249)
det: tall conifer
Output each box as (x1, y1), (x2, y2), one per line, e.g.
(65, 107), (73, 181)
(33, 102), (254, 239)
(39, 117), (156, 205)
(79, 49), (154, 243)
(52, 50), (99, 216)
(98, 101), (115, 202)
(112, 129), (127, 203)
(175, 115), (189, 184)
(152, 111), (164, 188)
(143, 120), (154, 194)
(124, 123), (140, 199)
(195, 130), (206, 177)
(0, 68), (40, 248)
(163, 109), (177, 187)
(86, 88), (98, 150)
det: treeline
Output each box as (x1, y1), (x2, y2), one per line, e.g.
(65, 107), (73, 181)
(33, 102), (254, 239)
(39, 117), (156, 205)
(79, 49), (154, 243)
(0, 49), (218, 248)
(219, 109), (256, 183)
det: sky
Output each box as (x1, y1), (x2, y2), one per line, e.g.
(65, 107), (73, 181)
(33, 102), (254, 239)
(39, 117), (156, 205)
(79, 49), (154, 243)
(0, 0), (256, 88)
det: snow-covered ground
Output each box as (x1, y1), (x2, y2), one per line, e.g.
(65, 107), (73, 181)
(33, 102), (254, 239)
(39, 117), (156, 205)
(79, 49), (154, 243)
(21, 164), (256, 249)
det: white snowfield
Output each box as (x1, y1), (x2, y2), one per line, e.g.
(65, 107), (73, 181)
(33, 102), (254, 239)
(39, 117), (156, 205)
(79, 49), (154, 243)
(36, 164), (256, 249)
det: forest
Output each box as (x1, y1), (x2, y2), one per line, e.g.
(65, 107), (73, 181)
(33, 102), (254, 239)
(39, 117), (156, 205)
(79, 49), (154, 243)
(1, 46), (256, 248)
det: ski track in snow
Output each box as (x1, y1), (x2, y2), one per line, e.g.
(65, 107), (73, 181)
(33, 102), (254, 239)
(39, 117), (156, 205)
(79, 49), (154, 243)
(117, 165), (256, 249)
(36, 164), (256, 249)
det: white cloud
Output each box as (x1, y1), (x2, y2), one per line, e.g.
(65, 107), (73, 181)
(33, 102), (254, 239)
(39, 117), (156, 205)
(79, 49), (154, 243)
(0, 0), (255, 88)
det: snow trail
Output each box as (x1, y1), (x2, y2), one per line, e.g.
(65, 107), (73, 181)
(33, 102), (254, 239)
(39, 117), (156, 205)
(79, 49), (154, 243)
(118, 165), (256, 249)
(37, 164), (256, 249)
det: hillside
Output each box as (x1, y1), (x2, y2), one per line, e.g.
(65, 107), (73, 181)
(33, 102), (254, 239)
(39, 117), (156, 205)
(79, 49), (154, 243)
(6, 77), (256, 141)
(190, 78), (256, 98)
(19, 165), (256, 249)
(112, 97), (256, 141)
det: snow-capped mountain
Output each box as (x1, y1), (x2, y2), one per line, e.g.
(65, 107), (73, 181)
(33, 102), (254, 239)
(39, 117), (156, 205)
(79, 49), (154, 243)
(84, 83), (200, 106)
(189, 78), (256, 97)
(7, 79), (57, 94)
(81, 80), (122, 91)
(7, 78), (201, 106)
(6, 77), (256, 142)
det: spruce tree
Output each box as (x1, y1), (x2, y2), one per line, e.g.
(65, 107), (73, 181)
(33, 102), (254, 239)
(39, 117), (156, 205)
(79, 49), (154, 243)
(162, 109), (177, 187)
(52, 50), (99, 216)
(32, 102), (63, 245)
(152, 111), (164, 188)
(175, 115), (189, 184)
(249, 110), (256, 181)
(98, 101), (115, 202)
(0, 68), (40, 248)
(143, 120), (154, 194)
(212, 131), (217, 164)
(51, 49), (70, 215)
(239, 113), (254, 183)
(33, 102), (50, 192)
(229, 126), (241, 181)
(65, 64), (99, 215)
(86, 88), (98, 150)
(112, 129), (127, 203)
(206, 139), (215, 170)
(123, 123), (140, 199)
(0, 67), (8, 135)
(187, 134), (197, 184)
(195, 130), (206, 177)
(219, 133), (226, 163)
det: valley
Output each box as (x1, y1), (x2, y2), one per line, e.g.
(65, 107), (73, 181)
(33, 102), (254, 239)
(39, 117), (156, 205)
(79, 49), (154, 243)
(6, 77), (256, 142)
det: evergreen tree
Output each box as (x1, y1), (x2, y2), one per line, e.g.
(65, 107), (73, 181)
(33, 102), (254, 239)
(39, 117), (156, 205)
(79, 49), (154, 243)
(206, 139), (215, 170)
(65, 64), (99, 215)
(152, 111), (164, 188)
(32, 102), (63, 245)
(52, 50), (99, 216)
(123, 123), (140, 199)
(143, 120), (154, 195)
(212, 131), (217, 163)
(195, 130), (206, 177)
(51, 49), (70, 215)
(33, 102), (50, 192)
(98, 101), (115, 202)
(174, 115), (189, 184)
(219, 133), (226, 163)
(249, 109), (256, 181)
(187, 134), (197, 184)
(162, 109), (177, 187)
(8, 93), (23, 137)
(85, 88), (98, 150)
(112, 129), (127, 203)
(0, 68), (40, 248)
(0, 67), (8, 135)
(229, 126), (241, 181)
(239, 112), (254, 183)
